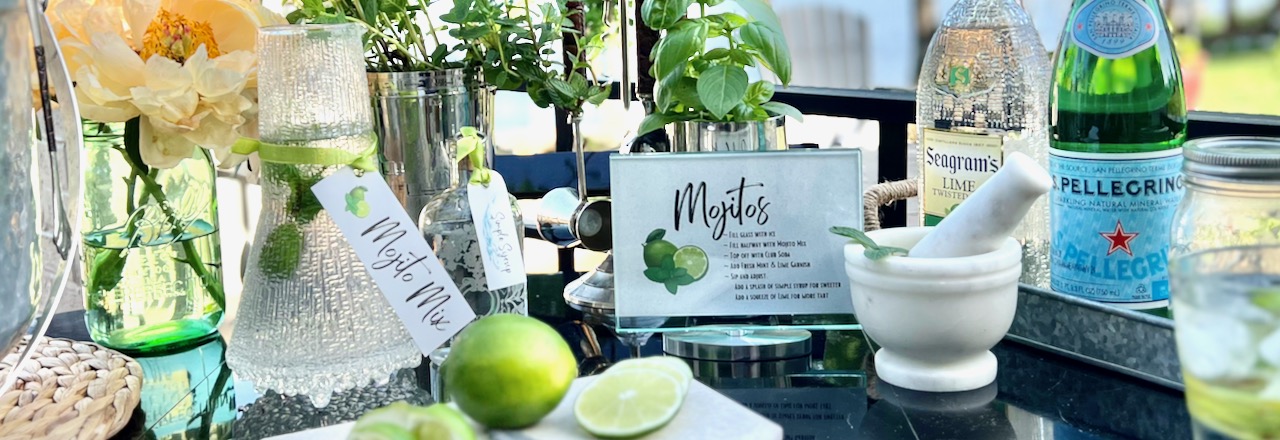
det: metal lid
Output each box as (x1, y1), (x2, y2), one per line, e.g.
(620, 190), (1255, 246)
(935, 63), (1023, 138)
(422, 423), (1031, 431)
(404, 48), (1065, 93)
(663, 326), (811, 361)
(1183, 137), (1280, 181)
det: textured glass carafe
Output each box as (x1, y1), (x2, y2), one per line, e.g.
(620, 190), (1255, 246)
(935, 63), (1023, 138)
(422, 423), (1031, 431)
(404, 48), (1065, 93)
(915, 0), (1052, 287)
(226, 24), (419, 408)
(81, 122), (224, 354)
(418, 161), (527, 318)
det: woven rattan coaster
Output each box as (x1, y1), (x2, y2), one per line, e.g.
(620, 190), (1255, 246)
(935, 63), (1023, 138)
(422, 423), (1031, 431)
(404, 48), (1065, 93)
(0, 336), (143, 440)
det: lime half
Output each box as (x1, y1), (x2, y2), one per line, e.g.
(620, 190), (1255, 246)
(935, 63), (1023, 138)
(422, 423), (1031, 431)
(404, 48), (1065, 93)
(673, 246), (708, 281)
(349, 402), (476, 440)
(606, 356), (693, 394)
(574, 369), (685, 438)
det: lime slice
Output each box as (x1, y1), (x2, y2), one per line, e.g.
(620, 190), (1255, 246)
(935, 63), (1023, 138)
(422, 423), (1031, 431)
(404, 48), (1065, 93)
(673, 246), (708, 281)
(606, 356), (693, 394)
(574, 369), (685, 438)
(349, 402), (476, 440)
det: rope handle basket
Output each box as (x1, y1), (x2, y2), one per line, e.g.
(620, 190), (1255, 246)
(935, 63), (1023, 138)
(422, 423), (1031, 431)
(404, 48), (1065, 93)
(862, 179), (918, 232)
(0, 336), (143, 440)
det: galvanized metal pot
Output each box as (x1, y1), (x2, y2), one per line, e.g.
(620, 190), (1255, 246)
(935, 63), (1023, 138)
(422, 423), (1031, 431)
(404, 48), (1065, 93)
(668, 115), (787, 152)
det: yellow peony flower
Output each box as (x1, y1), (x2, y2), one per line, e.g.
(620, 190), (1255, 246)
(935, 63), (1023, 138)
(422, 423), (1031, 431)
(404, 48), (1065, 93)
(48, 0), (283, 168)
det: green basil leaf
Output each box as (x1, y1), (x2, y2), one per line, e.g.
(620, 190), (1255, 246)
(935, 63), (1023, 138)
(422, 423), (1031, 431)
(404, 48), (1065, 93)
(760, 101), (804, 122)
(642, 0), (694, 30)
(739, 22), (792, 85)
(714, 12), (750, 29)
(637, 113), (679, 136)
(745, 81), (775, 105)
(728, 49), (755, 66)
(730, 0), (785, 35)
(671, 77), (702, 108)
(696, 64), (750, 120)
(653, 20), (706, 81)
(703, 47), (731, 60)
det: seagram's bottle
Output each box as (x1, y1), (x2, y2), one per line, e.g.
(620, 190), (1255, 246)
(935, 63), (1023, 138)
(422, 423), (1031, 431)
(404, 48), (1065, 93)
(1049, 0), (1187, 311)
(916, 0), (1052, 287)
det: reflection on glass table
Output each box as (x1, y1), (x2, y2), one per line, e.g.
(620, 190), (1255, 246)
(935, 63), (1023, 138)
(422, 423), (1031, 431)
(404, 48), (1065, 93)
(44, 302), (1192, 439)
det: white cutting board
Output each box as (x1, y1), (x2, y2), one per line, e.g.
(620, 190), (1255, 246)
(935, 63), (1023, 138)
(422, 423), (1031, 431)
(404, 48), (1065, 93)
(267, 376), (782, 440)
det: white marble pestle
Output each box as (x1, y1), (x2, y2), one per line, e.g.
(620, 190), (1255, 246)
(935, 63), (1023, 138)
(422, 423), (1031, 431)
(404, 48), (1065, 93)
(909, 152), (1053, 259)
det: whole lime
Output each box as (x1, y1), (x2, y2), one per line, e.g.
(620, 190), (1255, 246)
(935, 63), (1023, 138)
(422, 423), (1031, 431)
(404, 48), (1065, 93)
(444, 314), (578, 430)
(643, 240), (678, 268)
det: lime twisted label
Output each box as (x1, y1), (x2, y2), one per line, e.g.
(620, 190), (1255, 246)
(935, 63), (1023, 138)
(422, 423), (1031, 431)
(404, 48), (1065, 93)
(1070, 0), (1160, 59)
(1049, 149), (1183, 304)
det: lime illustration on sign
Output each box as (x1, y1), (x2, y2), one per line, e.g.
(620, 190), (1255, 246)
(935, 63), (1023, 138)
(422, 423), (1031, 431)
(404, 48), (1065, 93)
(642, 229), (708, 294)
(345, 186), (371, 218)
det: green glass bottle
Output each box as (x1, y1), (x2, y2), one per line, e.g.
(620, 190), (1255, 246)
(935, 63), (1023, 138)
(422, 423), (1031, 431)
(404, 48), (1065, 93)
(1049, 0), (1186, 312)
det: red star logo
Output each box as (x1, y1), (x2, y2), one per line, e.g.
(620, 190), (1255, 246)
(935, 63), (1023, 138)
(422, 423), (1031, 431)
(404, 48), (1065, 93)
(1100, 220), (1139, 256)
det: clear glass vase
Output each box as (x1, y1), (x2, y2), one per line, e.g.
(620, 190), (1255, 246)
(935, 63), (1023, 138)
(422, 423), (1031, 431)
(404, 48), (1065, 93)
(81, 121), (224, 354)
(226, 24), (419, 408)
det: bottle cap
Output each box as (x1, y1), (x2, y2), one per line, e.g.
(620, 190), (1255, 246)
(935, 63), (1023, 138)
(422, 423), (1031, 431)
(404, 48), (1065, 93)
(1183, 137), (1280, 182)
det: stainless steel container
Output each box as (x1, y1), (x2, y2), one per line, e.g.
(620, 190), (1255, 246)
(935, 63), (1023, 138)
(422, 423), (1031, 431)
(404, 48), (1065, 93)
(369, 68), (496, 218)
(668, 115), (788, 152)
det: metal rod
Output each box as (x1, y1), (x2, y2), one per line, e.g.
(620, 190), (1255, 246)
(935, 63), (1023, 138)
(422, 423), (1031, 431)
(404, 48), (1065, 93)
(619, 0), (631, 110)
(573, 114), (587, 201)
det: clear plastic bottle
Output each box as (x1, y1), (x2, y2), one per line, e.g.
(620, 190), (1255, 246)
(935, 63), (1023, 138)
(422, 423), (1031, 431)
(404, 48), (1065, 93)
(915, 0), (1052, 287)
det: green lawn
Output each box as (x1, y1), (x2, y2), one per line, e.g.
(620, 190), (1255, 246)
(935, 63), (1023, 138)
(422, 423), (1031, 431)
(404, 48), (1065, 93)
(1195, 50), (1280, 116)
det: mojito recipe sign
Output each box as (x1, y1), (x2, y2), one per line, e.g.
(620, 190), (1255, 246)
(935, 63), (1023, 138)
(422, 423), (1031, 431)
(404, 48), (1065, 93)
(611, 149), (862, 318)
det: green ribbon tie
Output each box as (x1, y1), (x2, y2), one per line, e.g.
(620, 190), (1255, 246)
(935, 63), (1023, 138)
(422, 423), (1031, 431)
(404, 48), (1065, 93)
(232, 137), (379, 173)
(457, 126), (492, 186)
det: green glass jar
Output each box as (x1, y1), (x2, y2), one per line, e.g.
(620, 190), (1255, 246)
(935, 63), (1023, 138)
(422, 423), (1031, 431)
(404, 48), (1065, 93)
(81, 121), (225, 354)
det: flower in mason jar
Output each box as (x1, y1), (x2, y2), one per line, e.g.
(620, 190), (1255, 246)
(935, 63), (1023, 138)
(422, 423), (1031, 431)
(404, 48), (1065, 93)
(47, 0), (284, 168)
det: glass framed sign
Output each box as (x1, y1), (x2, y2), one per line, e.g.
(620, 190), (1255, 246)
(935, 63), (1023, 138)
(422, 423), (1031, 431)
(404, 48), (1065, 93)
(610, 149), (864, 333)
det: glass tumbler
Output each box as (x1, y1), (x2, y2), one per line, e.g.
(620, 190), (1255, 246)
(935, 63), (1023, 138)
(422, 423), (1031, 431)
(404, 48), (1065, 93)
(1171, 245), (1280, 439)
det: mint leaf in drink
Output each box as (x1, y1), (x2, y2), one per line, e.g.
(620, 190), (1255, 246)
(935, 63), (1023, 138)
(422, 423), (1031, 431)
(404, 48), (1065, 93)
(259, 223), (304, 279)
(829, 226), (908, 261)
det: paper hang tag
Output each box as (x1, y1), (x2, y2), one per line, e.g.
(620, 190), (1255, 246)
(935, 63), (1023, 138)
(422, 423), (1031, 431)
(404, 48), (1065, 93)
(311, 167), (476, 356)
(466, 173), (527, 291)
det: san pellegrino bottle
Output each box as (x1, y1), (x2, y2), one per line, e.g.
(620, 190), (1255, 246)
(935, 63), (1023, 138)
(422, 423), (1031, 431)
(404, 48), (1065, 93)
(1049, 0), (1186, 311)
(916, 0), (1052, 286)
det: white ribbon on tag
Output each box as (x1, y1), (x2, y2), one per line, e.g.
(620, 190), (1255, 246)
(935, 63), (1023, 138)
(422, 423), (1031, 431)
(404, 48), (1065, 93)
(311, 168), (476, 355)
(466, 173), (527, 291)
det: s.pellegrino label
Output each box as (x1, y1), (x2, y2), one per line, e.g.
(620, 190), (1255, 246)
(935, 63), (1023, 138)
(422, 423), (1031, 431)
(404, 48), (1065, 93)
(921, 129), (1004, 226)
(1048, 149), (1183, 304)
(1070, 0), (1160, 59)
